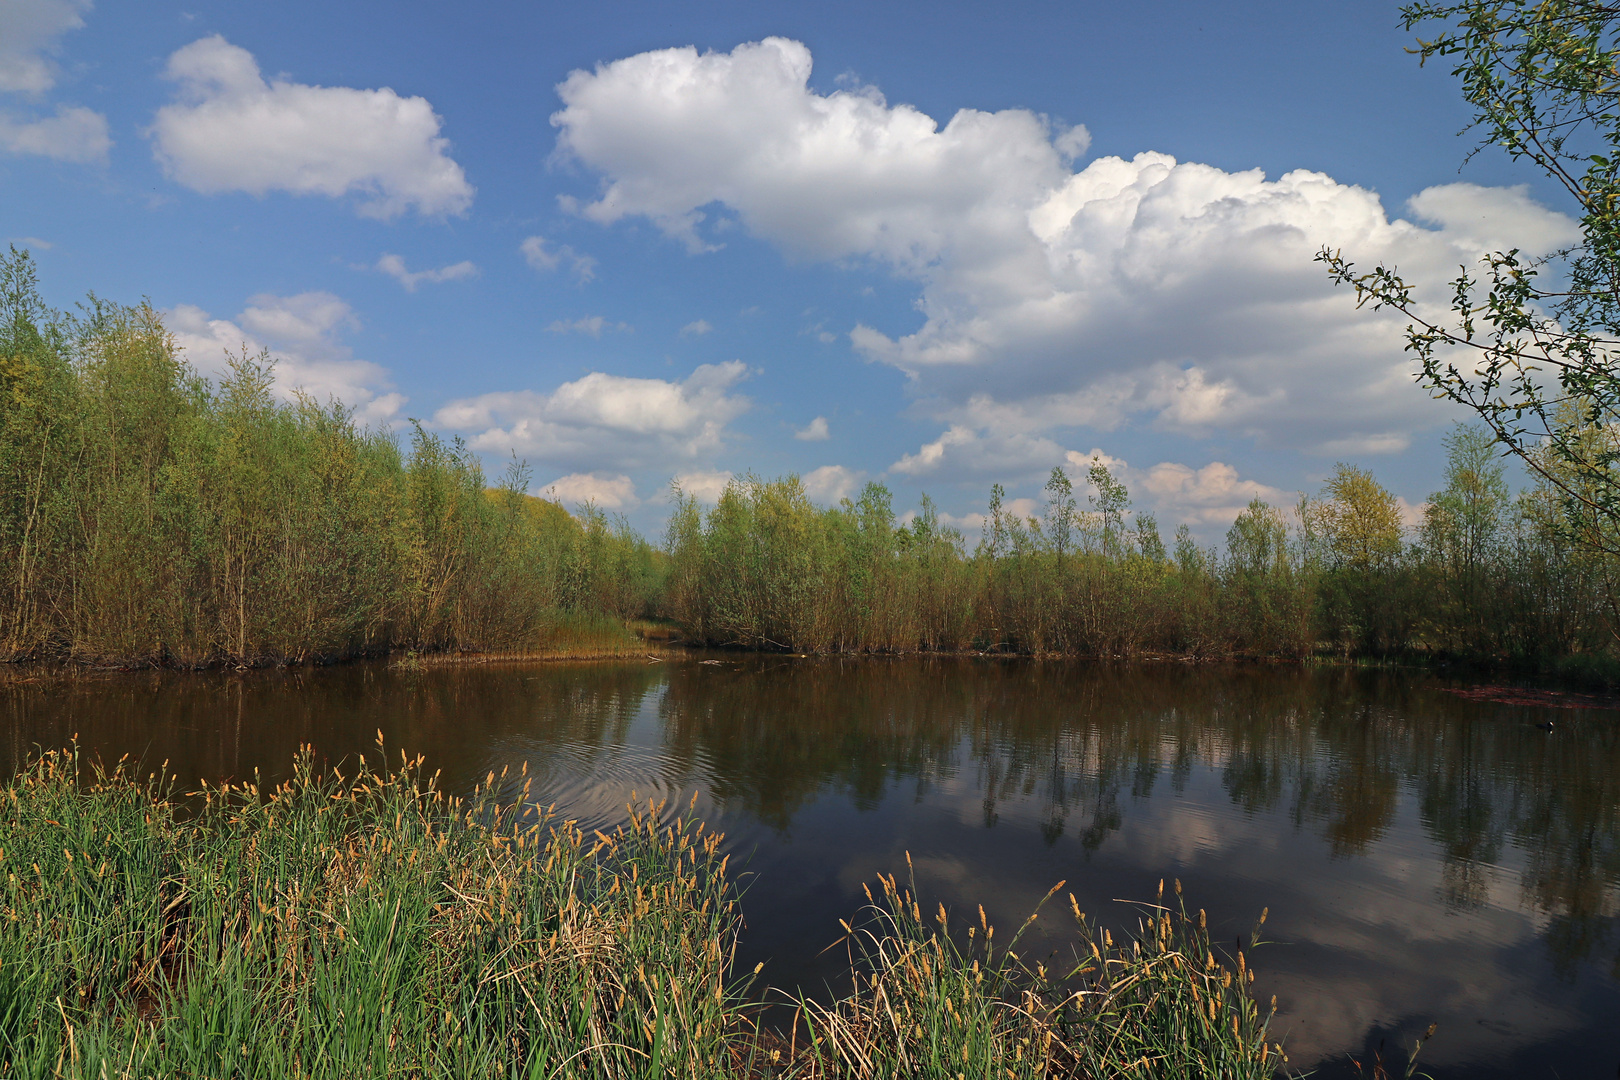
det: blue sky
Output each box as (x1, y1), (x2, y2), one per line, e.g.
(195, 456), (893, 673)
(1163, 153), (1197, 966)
(0, 0), (1579, 540)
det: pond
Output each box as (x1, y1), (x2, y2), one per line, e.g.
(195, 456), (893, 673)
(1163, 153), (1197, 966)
(3, 657), (1616, 1077)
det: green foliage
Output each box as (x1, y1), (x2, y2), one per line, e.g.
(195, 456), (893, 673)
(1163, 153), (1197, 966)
(0, 742), (1301, 1079)
(1320, 2), (1620, 557)
(7, 250), (1618, 674)
(798, 872), (1282, 1079)
(0, 252), (658, 665)
(0, 744), (745, 1079)
(666, 464), (1294, 659)
(663, 446), (1619, 672)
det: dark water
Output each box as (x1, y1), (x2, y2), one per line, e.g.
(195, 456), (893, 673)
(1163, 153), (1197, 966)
(3, 657), (1617, 1077)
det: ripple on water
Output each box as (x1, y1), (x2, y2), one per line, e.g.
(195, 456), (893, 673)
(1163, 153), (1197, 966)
(476, 736), (694, 835)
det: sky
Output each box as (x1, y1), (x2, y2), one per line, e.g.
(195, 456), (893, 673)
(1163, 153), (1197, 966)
(0, 0), (1582, 542)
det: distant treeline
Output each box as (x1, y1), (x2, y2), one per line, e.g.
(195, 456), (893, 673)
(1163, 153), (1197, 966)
(4, 249), (1614, 673)
(668, 434), (1610, 674)
(0, 252), (658, 666)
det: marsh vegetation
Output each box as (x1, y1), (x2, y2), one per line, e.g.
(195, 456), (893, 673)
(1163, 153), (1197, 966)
(5, 247), (1619, 680)
(665, 433), (1617, 676)
(0, 251), (658, 667)
(0, 744), (1284, 1079)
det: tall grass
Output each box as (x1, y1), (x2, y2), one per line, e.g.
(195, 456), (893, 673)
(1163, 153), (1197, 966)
(0, 249), (659, 666)
(0, 743), (746, 1079)
(796, 868), (1283, 1079)
(0, 745), (1288, 1079)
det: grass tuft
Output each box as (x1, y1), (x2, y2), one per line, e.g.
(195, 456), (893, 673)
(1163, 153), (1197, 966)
(0, 744), (1294, 1079)
(788, 870), (1282, 1079)
(0, 740), (746, 1079)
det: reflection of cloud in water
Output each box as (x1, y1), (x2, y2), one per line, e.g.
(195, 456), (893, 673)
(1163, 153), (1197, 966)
(1106, 791), (1582, 1070)
(4, 658), (1618, 1077)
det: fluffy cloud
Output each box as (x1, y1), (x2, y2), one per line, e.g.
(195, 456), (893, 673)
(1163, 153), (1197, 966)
(888, 421), (1294, 533)
(802, 464), (864, 502)
(1135, 459), (1295, 527)
(0, 0), (89, 93)
(167, 291), (405, 426)
(0, 1), (107, 166)
(540, 472), (637, 509)
(890, 424), (1069, 482)
(435, 361), (751, 474)
(520, 235), (597, 281)
(794, 415), (829, 441)
(551, 37), (1581, 460)
(679, 319), (712, 337)
(375, 253), (478, 291)
(0, 103), (107, 162)
(937, 498), (1039, 536)
(150, 36), (473, 218)
(670, 470), (733, 503)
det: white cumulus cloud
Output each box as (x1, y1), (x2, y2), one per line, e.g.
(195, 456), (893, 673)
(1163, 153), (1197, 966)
(670, 470), (734, 503)
(551, 37), (1581, 462)
(1135, 459), (1295, 527)
(374, 253), (478, 292)
(0, 103), (107, 162)
(802, 464), (864, 503)
(794, 415), (829, 441)
(0, 0), (89, 93)
(890, 425), (1295, 533)
(434, 360), (751, 474)
(150, 35), (473, 218)
(541, 472), (638, 509)
(890, 424), (1069, 482)
(167, 291), (405, 426)
(679, 319), (712, 337)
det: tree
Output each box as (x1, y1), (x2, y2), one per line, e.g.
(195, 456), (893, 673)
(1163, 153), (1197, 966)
(1302, 464), (1404, 572)
(1422, 423), (1510, 579)
(1226, 498), (1290, 577)
(1319, 1), (1620, 555)
(1087, 458), (1130, 557)
(1042, 466), (1076, 557)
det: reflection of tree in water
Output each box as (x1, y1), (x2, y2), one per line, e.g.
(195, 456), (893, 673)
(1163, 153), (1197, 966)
(0, 662), (665, 798)
(658, 660), (974, 831)
(658, 660), (1620, 971)
(8, 658), (1616, 974)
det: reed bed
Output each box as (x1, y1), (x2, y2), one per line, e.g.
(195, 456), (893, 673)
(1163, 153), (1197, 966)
(0, 743), (746, 1079)
(792, 865), (1281, 1080)
(0, 744), (1292, 1079)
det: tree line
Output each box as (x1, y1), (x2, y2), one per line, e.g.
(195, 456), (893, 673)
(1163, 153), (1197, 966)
(0, 249), (659, 666)
(664, 429), (1616, 675)
(5, 245), (1616, 675)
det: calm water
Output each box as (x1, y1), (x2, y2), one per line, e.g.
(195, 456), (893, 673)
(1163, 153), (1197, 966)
(3, 658), (1617, 1077)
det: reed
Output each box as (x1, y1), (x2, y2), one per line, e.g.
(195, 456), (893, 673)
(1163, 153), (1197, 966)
(0, 742), (746, 1079)
(0, 744), (1293, 1079)
(793, 866), (1281, 1079)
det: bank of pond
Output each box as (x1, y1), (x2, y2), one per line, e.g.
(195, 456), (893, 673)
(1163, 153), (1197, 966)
(4, 251), (1619, 680)
(1, 745), (1298, 1080)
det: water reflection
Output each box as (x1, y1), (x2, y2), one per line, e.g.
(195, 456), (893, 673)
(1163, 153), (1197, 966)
(2, 658), (1616, 1077)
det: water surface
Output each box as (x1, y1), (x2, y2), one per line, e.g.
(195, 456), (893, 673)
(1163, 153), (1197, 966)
(3, 658), (1616, 1077)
